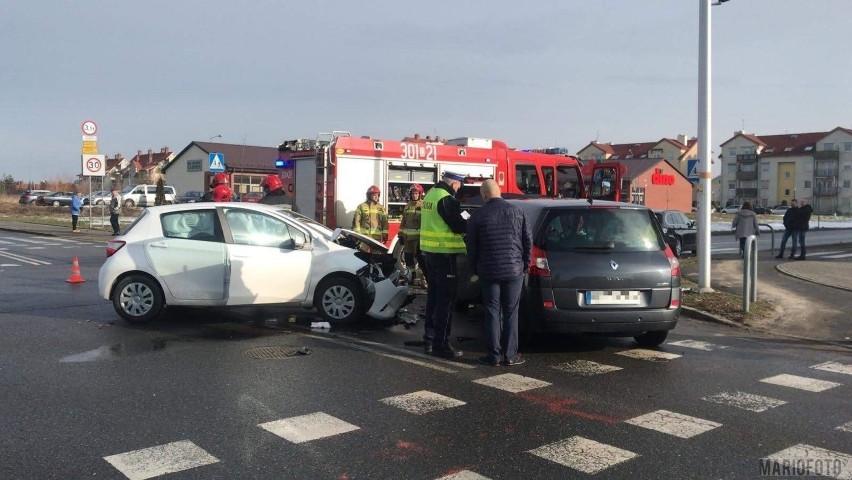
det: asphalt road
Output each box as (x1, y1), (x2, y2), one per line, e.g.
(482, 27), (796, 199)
(1, 231), (850, 479)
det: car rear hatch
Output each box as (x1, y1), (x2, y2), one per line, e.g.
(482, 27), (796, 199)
(529, 206), (679, 315)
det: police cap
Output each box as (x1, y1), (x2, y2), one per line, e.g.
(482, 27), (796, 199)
(442, 171), (466, 183)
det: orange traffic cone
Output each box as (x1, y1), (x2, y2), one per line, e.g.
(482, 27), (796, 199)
(66, 256), (86, 284)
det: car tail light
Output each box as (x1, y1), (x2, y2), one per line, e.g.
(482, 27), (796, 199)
(106, 240), (126, 258)
(529, 245), (550, 277)
(664, 244), (680, 278)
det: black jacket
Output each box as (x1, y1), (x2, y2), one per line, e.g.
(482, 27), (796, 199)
(792, 204), (813, 231)
(782, 206), (799, 231)
(465, 197), (532, 280)
(259, 189), (298, 212)
(432, 182), (467, 234)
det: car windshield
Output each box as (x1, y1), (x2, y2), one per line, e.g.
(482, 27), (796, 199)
(538, 207), (664, 252)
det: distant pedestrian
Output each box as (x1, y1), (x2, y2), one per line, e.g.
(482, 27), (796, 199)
(793, 199), (814, 260)
(353, 185), (388, 243)
(776, 199), (800, 259)
(466, 179), (531, 366)
(70, 192), (83, 233)
(109, 188), (122, 235)
(399, 183), (426, 286)
(732, 201), (759, 258)
(420, 172), (468, 359)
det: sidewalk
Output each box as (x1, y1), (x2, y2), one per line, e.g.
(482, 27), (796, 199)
(2, 219), (850, 346)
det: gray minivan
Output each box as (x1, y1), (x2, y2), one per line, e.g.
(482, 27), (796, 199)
(509, 199), (681, 346)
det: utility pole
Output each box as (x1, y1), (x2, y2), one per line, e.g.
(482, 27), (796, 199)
(697, 0), (718, 293)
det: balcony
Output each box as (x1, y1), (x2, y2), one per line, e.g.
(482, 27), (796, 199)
(814, 186), (839, 196)
(736, 171), (757, 180)
(736, 188), (758, 197)
(736, 153), (758, 163)
(814, 150), (840, 160)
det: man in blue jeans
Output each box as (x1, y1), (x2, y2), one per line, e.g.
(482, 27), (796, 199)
(465, 179), (532, 366)
(776, 199), (799, 259)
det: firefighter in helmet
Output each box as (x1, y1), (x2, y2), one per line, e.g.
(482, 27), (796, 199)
(200, 172), (233, 202)
(259, 173), (297, 211)
(399, 183), (427, 286)
(353, 185), (388, 242)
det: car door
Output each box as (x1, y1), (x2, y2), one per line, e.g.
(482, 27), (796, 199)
(222, 207), (312, 305)
(144, 209), (227, 301)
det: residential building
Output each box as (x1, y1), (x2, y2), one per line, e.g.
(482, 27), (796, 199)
(718, 127), (852, 214)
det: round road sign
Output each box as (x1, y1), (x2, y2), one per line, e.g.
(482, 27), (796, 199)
(82, 120), (97, 136)
(85, 157), (102, 174)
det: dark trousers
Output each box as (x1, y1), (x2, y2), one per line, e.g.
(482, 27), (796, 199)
(778, 229), (799, 256)
(110, 214), (120, 234)
(71, 215), (79, 230)
(480, 275), (524, 363)
(403, 250), (427, 282)
(423, 252), (458, 350)
(796, 230), (808, 257)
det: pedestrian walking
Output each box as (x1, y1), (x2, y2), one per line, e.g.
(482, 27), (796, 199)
(794, 199), (813, 260)
(352, 185), (388, 243)
(109, 188), (122, 235)
(399, 183), (426, 286)
(732, 201), (759, 258)
(465, 179), (531, 366)
(420, 172), (468, 359)
(776, 199), (800, 259)
(70, 192), (83, 233)
(259, 174), (298, 211)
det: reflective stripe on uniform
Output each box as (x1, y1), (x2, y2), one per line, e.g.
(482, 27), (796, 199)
(420, 188), (465, 253)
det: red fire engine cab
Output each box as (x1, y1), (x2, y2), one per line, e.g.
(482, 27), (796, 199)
(279, 131), (622, 250)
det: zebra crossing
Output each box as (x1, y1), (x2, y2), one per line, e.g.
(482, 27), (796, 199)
(0, 235), (100, 267)
(100, 339), (852, 479)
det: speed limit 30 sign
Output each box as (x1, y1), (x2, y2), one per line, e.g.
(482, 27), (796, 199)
(82, 154), (105, 177)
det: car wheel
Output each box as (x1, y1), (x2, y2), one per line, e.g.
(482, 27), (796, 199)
(112, 274), (164, 323)
(674, 237), (683, 258)
(52, 200), (60, 207)
(315, 276), (364, 323)
(634, 330), (668, 347)
(95, 200), (103, 206)
(123, 199), (135, 208)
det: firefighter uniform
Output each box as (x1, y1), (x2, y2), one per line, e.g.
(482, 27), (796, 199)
(420, 173), (468, 358)
(353, 186), (388, 242)
(399, 185), (426, 285)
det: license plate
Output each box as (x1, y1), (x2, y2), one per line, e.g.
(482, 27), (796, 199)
(585, 290), (641, 305)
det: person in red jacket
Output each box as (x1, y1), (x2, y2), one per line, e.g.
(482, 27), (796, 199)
(211, 173), (233, 202)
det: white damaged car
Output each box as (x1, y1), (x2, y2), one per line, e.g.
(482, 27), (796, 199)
(98, 203), (411, 324)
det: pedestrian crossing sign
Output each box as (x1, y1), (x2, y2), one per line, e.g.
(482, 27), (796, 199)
(687, 159), (700, 183)
(209, 153), (225, 172)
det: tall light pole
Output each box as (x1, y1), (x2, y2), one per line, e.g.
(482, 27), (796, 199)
(697, 0), (724, 292)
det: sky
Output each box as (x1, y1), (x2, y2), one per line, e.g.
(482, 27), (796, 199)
(2, 0), (850, 184)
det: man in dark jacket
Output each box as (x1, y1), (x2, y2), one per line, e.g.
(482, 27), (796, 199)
(794, 199), (814, 260)
(259, 174), (298, 211)
(420, 171), (468, 359)
(776, 199), (800, 259)
(466, 179), (532, 366)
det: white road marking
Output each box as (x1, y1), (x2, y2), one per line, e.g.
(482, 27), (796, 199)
(0, 236), (54, 244)
(0, 264), (20, 267)
(437, 470), (492, 480)
(25, 246), (45, 249)
(763, 444), (851, 479)
(837, 421), (852, 433)
(616, 349), (681, 361)
(379, 390), (466, 415)
(551, 359), (623, 376)
(625, 409), (722, 438)
(668, 339), (728, 351)
(812, 361), (852, 376)
(473, 373), (551, 393)
(702, 391), (788, 412)
(103, 440), (219, 480)
(528, 436), (637, 474)
(0, 250), (51, 265)
(760, 374), (841, 392)
(822, 253), (852, 259)
(258, 412), (360, 444)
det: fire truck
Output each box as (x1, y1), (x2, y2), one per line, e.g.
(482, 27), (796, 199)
(277, 131), (622, 252)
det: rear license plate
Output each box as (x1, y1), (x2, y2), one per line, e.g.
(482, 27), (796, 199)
(585, 290), (641, 305)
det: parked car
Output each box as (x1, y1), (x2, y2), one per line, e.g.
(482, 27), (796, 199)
(18, 189), (51, 204)
(497, 199), (680, 346)
(36, 191), (75, 207)
(720, 205), (741, 214)
(772, 205), (790, 215)
(83, 191), (110, 206)
(654, 209), (697, 257)
(176, 191), (205, 203)
(752, 204), (773, 214)
(98, 203), (410, 324)
(119, 184), (177, 207)
(241, 191), (264, 203)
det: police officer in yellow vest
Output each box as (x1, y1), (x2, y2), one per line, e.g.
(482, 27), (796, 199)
(353, 185), (389, 242)
(399, 183), (427, 286)
(420, 171), (468, 359)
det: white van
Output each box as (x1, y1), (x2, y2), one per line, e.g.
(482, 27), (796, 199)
(120, 185), (177, 207)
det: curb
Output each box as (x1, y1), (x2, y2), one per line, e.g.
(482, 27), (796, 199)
(775, 264), (852, 293)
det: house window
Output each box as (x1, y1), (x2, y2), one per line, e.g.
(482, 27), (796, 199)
(844, 163), (852, 171)
(761, 163), (769, 172)
(728, 182), (736, 190)
(824, 143), (835, 151)
(784, 189), (790, 196)
(844, 180), (851, 189)
(845, 142), (852, 152)
(785, 171), (790, 178)
(593, 153), (603, 161)
(804, 181), (812, 188)
(728, 147), (736, 157)
(728, 164), (738, 174)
